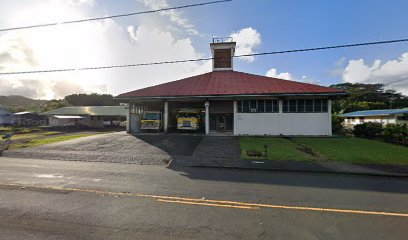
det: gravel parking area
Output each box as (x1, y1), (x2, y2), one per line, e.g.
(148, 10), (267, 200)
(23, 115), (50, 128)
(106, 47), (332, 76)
(2, 132), (204, 165)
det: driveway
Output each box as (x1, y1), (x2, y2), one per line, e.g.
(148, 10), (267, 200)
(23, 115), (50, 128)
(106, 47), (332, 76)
(3, 132), (203, 165)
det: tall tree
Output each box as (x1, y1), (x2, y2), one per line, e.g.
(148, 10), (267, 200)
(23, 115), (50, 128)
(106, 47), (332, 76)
(40, 99), (71, 112)
(330, 83), (408, 113)
(64, 93), (118, 106)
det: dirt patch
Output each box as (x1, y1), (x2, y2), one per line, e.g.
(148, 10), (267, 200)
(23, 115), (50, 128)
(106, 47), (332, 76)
(282, 135), (327, 160)
(246, 150), (262, 157)
(0, 140), (11, 155)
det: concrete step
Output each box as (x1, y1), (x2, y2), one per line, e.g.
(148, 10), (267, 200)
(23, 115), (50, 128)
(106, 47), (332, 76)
(192, 136), (241, 166)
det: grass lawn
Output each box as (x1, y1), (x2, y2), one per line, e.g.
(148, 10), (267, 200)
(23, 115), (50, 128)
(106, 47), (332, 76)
(0, 126), (40, 134)
(8, 133), (98, 150)
(295, 137), (408, 165)
(239, 137), (314, 161)
(10, 131), (62, 140)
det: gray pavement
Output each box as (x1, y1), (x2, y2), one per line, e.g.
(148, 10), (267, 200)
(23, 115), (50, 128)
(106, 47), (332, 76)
(2, 132), (196, 165)
(0, 157), (407, 239)
(3, 132), (407, 176)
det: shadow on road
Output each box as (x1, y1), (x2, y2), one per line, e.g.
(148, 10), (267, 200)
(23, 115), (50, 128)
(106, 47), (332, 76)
(167, 164), (408, 194)
(131, 134), (203, 156)
(131, 133), (408, 194)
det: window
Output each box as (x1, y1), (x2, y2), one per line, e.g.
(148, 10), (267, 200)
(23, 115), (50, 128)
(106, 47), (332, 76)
(238, 100), (279, 113)
(250, 100), (257, 112)
(238, 99), (328, 113)
(282, 100), (288, 113)
(258, 100), (265, 113)
(297, 100), (305, 112)
(289, 100), (297, 112)
(283, 99), (328, 113)
(242, 100), (249, 113)
(305, 99), (314, 112)
(265, 100), (272, 112)
(314, 99), (322, 112)
(321, 99), (328, 112)
(397, 115), (408, 121)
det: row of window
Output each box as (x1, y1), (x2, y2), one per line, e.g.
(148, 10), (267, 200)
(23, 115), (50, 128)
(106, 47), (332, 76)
(237, 99), (329, 113)
(238, 100), (279, 113)
(282, 99), (328, 113)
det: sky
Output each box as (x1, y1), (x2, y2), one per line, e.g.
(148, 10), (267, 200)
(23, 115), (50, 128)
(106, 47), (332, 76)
(0, 0), (408, 99)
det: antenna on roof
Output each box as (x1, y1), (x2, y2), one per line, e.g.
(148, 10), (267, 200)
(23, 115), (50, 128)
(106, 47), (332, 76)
(212, 37), (233, 43)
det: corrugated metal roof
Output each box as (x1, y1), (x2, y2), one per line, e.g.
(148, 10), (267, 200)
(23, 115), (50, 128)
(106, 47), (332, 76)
(43, 106), (126, 116)
(14, 111), (32, 115)
(117, 70), (345, 99)
(340, 109), (408, 117)
(52, 115), (85, 119)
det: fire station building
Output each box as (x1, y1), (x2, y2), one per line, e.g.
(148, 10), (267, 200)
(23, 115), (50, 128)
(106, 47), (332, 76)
(116, 39), (346, 136)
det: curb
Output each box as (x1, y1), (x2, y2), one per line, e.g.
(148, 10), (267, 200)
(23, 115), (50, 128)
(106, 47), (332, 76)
(175, 160), (408, 178)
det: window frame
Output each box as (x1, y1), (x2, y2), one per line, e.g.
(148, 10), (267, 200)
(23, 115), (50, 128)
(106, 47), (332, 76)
(238, 99), (279, 113)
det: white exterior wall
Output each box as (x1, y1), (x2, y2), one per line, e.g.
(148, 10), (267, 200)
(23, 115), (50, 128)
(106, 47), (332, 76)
(234, 112), (331, 136)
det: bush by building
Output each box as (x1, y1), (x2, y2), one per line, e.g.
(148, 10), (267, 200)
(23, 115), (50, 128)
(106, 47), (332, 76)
(353, 122), (408, 146)
(383, 124), (408, 146)
(353, 122), (383, 139)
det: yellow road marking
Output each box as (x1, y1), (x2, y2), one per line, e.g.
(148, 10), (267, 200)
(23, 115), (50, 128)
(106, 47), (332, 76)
(145, 194), (408, 217)
(1, 183), (407, 217)
(157, 199), (259, 210)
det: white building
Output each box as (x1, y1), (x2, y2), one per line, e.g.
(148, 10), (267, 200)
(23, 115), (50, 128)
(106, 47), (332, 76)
(116, 39), (346, 136)
(340, 109), (408, 128)
(0, 108), (14, 126)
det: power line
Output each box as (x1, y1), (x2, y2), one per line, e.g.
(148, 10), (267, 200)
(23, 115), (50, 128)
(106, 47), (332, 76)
(0, 0), (232, 32)
(384, 77), (408, 86)
(0, 38), (408, 75)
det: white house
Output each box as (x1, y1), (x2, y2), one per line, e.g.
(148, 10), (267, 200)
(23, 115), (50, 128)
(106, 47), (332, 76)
(116, 38), (346, 136)
(340, 109), (408, 128)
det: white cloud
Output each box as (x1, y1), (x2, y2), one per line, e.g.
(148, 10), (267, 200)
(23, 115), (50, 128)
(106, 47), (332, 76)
(139, 0), (199, 36)
(342, 53), (408, 94)
(51, 0), (95, 7)
(265, 68), (292, 80)
(230, 27), (261, 62)
(0, 1), (211, 100)
(0, 2), (268, 100)
(265, 68), (319, 84)
(0, 78), (88, 99)
(127, 25), (138, 43)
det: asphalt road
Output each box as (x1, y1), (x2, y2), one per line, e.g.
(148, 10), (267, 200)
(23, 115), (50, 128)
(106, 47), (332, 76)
(0, 157), (407, 239)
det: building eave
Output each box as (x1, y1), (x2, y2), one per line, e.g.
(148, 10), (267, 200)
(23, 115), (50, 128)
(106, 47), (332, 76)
(115, 92), (347, 102)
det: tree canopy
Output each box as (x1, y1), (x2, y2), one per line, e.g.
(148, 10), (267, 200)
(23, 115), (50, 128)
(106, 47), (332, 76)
(64, 93), (118, 106)
(330, 83), (408, 113)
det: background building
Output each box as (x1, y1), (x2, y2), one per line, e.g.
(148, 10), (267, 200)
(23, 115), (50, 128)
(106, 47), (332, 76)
(42, 106), (126, 128)
(0, 108), (14, 126)
(340, 109), (408, 128)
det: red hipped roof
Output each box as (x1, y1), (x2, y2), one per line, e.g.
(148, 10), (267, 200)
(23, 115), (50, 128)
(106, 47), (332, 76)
(117, 71), (344, 98)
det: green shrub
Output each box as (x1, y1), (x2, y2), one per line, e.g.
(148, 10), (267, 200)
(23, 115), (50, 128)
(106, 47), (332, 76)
(353, 122), (383, 139)
(332, 115), (345, 135)
(383, 124), (408, 146)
